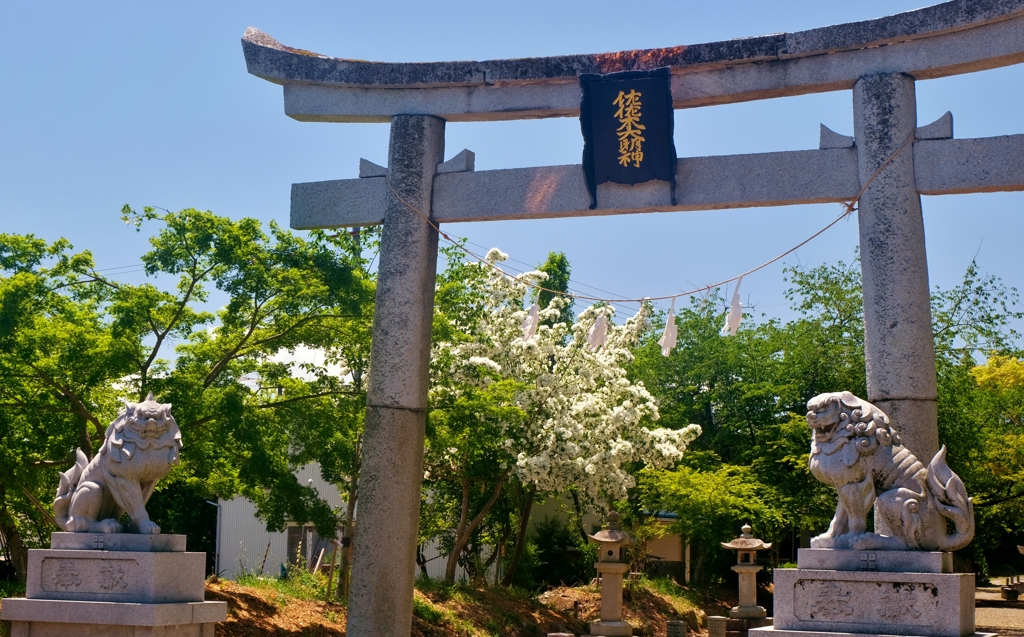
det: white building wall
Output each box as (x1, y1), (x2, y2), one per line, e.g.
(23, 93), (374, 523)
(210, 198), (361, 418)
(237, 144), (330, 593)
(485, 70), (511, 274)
(217, 463), (345, 579)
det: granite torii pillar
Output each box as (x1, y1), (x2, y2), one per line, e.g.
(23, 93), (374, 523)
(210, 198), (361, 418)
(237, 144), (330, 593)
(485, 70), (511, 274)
(347, 115), (444, 636)
(854, 73), (939, 461)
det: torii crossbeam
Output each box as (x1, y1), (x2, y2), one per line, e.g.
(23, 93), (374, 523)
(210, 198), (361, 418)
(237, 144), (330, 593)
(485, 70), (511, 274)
(241, 2), (1024, 634)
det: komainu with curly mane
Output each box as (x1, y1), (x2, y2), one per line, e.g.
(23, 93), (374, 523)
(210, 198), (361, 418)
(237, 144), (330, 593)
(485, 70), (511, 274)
(53, 392), (182, 534)
(806, 391), (974, 551)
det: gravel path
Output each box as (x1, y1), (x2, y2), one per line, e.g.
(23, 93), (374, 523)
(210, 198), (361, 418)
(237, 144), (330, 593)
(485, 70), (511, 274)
(977, 586), (1024, 636)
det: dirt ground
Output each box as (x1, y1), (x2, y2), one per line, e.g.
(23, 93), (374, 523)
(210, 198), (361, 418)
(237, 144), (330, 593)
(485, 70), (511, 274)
(976, 585), (1024, 637)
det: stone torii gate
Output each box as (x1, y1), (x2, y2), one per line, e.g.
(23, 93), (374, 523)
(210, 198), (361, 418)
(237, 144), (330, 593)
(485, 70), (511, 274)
(242, 2), (1024, 634)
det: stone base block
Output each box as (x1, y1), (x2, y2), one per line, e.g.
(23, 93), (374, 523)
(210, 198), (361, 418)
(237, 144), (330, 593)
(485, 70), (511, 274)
(731, 605), (768, 619)
(710, 615), (773, 637)
(588, 620), (633, 636)
(773, 568), (974, 637)
(797, 549), (952, 573)
(1, 598), (226, 637)
(50, 533), (185, 553)
(26, 549), (205, 603)
(751, 628), (996, 637)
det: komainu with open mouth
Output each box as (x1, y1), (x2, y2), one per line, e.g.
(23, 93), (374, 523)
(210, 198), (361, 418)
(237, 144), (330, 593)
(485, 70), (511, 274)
(806, 391), (974, 551)
(53, 392), (182, 534)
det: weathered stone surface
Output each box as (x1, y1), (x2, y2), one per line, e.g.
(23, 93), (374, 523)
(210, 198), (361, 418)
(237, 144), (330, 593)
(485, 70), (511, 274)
(243, 2), (1024, 122)
(346, 115), (444, 637)
(916, 111), (953, 140)
(54, 393), (182, 535)
(915, 133), (1024, 195)
(712, 617), (773, 637)
(291, 177), (384, 229)
(243, 1), (1024, 86)
(358, 158), (386, 178)
(797, 549), (952, 573)
(588, 620), (633, 636)
(10, 623), (216, 637)
(819, 125), (854, 149)
(291, 147), (861, 229)
(0, 598), (225, 626)
(853, 73), (939, 461)
(805, 393), (975, 552)
(436, 149), (475, 174)
(50, 533), (185, 553)
(751, 629), (995, 637)
(768, 568), (974, 637)
(26, 549), (205, 603)
(292, 131), (1024, 230)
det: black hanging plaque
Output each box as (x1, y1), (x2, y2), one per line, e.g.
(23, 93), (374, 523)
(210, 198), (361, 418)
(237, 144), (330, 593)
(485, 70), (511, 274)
(579, 68), (677, 209)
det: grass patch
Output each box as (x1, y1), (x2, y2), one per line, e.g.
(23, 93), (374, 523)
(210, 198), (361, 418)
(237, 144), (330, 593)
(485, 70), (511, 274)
(236, 563), (329, 602)
(412, 596), (445, 623)
(412, 594), (478, 633)
(636, 575), (702, 608)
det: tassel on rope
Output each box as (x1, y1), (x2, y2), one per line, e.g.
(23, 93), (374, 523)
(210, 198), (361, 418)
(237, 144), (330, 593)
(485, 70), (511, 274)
(721, 277), (743, 337)
(587, 308), (608, 352)
(658, 298), (678, 357)
(522, 303), (540, 341)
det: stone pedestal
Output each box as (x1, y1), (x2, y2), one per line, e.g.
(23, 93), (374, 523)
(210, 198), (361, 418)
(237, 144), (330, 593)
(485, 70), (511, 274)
(710, 616), (773, 637)
(751, 549), (992, 637)
(796, 549), (951, 574)
(1, 534), (226, 637)
(731, 563), (767, 619)
(589, 562), (631, 637)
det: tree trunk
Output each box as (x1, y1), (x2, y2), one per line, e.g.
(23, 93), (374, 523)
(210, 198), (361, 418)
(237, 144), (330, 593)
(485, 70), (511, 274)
(485, 525), (511, 586)
(444, 472), (509, 583)
(78, 415), (92, 460)
(693, 545), (706, 587)
(336, 471), (358, 600)
(416, 544), (430, 579)
(570, 489), (589, 542)
(500, 484), (536, 586)
(0, 485), (28, 583)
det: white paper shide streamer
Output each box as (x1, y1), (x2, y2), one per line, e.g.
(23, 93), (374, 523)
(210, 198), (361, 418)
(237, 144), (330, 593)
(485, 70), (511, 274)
(721, 276), (743, 337)
(587, 308), (608, 351)
(522, 302), (540, 341)
(658, 298), (678, 357)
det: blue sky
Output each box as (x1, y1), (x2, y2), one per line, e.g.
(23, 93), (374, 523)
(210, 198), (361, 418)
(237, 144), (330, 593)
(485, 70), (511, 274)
(2, 0), (1022, 327)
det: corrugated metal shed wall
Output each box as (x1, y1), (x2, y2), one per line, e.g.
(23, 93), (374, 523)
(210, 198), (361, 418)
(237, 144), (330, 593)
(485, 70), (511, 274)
(218, 463), (345, 578)
(647, 520), (684, 562)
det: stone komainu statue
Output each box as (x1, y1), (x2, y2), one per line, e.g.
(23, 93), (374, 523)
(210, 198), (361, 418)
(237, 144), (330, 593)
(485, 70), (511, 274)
(54, 392), (182, 534)
(806, 391), (974, 551)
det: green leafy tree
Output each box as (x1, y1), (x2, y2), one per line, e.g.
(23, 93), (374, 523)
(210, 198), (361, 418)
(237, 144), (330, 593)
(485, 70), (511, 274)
(0, 208), (374, 579)
(533, 251), (573, 327)
(631, 253), (1022, 579)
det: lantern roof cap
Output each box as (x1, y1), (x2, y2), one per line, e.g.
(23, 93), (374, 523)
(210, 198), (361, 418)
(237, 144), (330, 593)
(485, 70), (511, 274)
(587, 510), (632, 545)
(721, 524), (771, 551)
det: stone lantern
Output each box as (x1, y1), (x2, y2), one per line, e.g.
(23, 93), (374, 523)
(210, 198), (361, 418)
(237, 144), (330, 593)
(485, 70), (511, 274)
(586, 511), (633, 637)
(720, 524), (771, 619)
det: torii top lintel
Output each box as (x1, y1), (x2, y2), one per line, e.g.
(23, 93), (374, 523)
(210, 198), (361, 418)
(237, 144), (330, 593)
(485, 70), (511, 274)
(243, 0), (1024, 123)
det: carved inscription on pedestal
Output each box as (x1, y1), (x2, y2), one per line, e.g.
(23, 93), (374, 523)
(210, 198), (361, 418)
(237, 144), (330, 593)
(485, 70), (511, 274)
(795, 579), (938, 628)
(41, 558), (136, 595)
(810, 581), (855, 619)
(49, 559), (82, 590)
(879, 585), (923, 621)
(98, 560), (129, 591)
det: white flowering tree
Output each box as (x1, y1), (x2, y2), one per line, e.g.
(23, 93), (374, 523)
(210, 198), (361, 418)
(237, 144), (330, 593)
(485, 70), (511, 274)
(424, 248), (701, 583)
